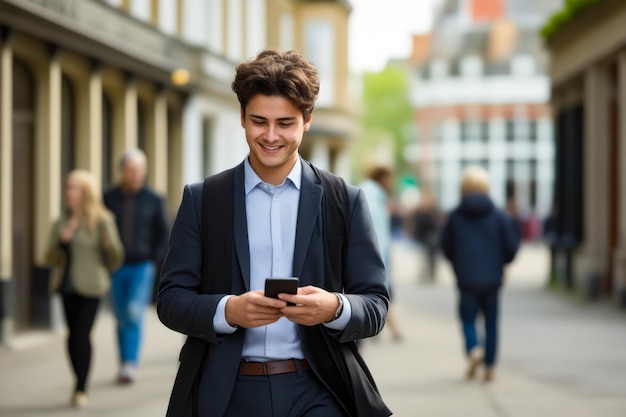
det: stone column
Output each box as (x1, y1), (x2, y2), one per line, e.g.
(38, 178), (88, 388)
(75, 62), (103, 190)
(111, 75), (138, 182)
(0, 30), (13, 281)
(577, 65), (609, 284)
(310, 138), (329, 171)
(167, 101), (183, 216)
(34, 49), (62, 265)
(0, 29), (13, 346)
(535, 118), (554, 219)
(150, 88), (168, 194)
(333, 146), (352, 182)
(488, 118), (506, 208)
(615, 51), (626, 303)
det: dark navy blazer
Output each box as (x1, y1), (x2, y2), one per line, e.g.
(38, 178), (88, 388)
(157, 161), (390, 417)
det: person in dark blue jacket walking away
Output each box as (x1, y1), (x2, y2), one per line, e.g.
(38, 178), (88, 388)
(440, 166), (519, 382)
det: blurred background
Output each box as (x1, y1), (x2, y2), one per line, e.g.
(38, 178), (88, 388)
(1, 0), (626, 416)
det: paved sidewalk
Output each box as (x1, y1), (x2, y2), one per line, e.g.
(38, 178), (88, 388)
(0, 305), (182, 417)
(1, 243), (625, 416)
(359, 241), (626, 416)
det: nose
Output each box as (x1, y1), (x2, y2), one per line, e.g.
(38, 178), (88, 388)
(265, 125), (280, 142)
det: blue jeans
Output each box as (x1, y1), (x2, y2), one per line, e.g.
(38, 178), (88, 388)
(111, 261), (155, 365)
(458, 286), (499, 367)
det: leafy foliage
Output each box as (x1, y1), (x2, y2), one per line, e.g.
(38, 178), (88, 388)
(352, 66), (414, 180)
(541, 0), (600, 40)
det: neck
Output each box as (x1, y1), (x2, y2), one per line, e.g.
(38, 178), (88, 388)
(250, 156), (297, 186)
(121, 184), (141, 194)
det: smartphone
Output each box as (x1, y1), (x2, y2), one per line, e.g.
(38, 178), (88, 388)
(264, 277), (299, 306)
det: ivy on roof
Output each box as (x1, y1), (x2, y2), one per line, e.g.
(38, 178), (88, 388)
(541, 0), (601, 41)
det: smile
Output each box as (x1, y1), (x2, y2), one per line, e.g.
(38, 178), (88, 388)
(261, 144), (282, 152)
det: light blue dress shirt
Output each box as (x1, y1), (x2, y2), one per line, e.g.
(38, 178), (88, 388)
(212, 156), (351, 362)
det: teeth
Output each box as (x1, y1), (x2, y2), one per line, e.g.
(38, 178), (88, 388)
(263, 145), (280, 150)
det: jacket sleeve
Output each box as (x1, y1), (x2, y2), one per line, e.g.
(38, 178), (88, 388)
(439, 214), (454, 261)
(100, 214), (125, 273)
(500, 211), (521, 264)
(45, 220), (63, 266)
(153, 194), (171, 266)
(156, 184), (225, 345)
(335, 187), (390, 343)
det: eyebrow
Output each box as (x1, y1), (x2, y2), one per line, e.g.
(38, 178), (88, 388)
(249, 114), (297, 122)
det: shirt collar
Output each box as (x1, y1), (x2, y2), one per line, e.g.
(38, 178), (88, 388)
(244, 155), (302, 195)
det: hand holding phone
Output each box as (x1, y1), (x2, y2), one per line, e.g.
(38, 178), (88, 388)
(264, 278), (298, 306)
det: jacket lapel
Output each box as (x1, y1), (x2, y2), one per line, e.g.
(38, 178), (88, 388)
(292, 162), (322, 281)
(233, 162), (251, 292)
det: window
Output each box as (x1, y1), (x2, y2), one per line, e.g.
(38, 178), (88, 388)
(227, 0), (243, 61)
(505, 120), (515, 142)
(246, 0), (266, 57)
(304, 19), (335, 107)
(158, 0), (177, 35)
(460, 119), (482, 142)
(511, 55), (536, 77)
(529, 120), (537, 143)
(279, 13), (295, 51)
(460, 56), (483, 78)
(129, 0), (150, 22)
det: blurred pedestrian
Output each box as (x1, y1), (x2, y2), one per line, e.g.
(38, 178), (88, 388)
(506, 198), (523, 240)
(543, 205), (558, 282)
(440, 166), (519, 382)
(46, 170), (124, 407)
(103, 148), (170, 384)
(359, 165), (403, 341)
(411, 191), (441, 282)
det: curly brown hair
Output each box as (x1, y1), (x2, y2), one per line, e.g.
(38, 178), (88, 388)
(231, 49), (320, 119)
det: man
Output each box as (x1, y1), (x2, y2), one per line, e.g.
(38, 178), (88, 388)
(439, 166), (519, 382)
(104, 148), (170, 384)
(157, 49), (391, 417)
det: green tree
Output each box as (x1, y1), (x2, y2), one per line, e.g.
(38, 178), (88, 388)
(352, 65), (414, 182)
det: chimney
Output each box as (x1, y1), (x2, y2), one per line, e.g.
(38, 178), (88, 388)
(471, 0), (505, 23)
(411, 34), (432, 66)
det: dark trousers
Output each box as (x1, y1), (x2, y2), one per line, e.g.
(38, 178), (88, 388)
(61, 293), (100, 392)
(220, 366), (346, 417)
(458, 286), (499, 367)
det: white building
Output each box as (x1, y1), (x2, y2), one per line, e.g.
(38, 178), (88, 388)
(407, 0), (562, 223)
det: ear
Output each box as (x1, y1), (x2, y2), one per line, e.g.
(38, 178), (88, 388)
(303, 114), (313, 132)
(240, 107), (245, 127)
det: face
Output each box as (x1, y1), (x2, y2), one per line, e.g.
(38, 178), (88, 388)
(65, 178), (83, 213)
(121, 157), (147, 192)
(241, 94), (312, 184)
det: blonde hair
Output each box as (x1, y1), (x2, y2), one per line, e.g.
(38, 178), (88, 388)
(461, 166), (490, 196)
(66, 169), (108, 232)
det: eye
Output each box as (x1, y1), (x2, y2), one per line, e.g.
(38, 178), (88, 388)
(279, 123), (293, 128)
(252, 120), (265, 126)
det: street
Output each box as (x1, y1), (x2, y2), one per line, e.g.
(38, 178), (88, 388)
(1, 242), (625, 416)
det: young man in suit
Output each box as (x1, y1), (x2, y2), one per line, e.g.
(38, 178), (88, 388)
(157, 49), (391, 417)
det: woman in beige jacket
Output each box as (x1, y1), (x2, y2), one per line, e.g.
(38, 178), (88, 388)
(46, 169), (124, 407)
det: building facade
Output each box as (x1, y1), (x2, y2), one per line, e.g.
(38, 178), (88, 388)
(0, 0), (356, 346)
(407, 0), (562, 226)
(546, 0), (626, 304)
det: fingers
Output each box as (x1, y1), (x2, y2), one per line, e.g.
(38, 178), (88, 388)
(226, 287), (339, 328)
(279, 286), (338, 325)
(225, 291), (286, 328)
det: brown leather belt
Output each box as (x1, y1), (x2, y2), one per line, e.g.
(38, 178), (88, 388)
(239, 359), (311, 376)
